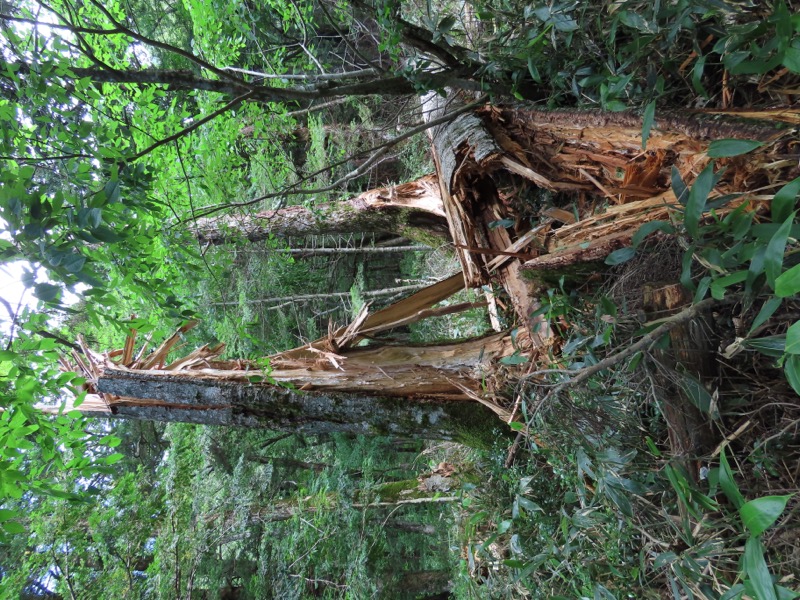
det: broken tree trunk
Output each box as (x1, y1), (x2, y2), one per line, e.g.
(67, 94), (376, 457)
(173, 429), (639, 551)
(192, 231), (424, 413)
(64, 283), (523, 448)
(482, 106), (796, 275)
(422, 92), (553, 347)
(193, 174), (449, 246)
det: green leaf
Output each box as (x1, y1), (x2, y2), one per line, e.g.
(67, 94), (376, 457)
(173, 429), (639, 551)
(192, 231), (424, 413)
(672, 166), (689, 205)
(749, 297), (782, 335)
(488, 218), (516, 229)
(88, 207), (103, 228)
(740, 495), (793, 536)
(509, 421), (526, 432)
(437, 15), (456, 32)
(743, 537), (778, 600)
(786, 321), (800, 355)
(711, 270), (748, 300)
(775, 263), (800, 297)
(632, 220), (675, 248)
(744, 335), (786, 358)
(516, 496), (543, 513)
(0, 508), (16, 522)
(527, 57), (541, 83)
(62, 253), (86, 274)
(33, 282), (61, 302)
(707, 139), (764, 158)
(719, 447), (745, 509)
(641, 100), (655, 150)
(785, 355), (800, 396)
(1, 521), (25, 534)
(500, 354), (529, 365)
(605, 247), (636, 265)
(720, 584), (746, 600)
(783, 46), (800, 74)
(104, 453), (124, 465)
(765, 213), (795, 288)
(692, 54), (708, 98)
(679, 372), (712, 413)
(685, 163), (716, 237)
(103, 179), (121, 203)
(772, 177), (800, 223)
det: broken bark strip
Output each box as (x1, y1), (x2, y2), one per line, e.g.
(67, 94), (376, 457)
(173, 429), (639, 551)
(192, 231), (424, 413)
(278, 273), (469, 358)
(92, 369), (505, 445)
(193, 174), (449, 245)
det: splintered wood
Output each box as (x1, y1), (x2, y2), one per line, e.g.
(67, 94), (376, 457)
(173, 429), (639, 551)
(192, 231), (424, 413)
(422, 97), (797, 327)
(481, 107), (796, 278)
(60, 272), (528, 419)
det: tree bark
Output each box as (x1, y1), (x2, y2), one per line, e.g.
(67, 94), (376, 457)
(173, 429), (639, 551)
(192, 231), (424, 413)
(271, 244), (428, 257)
(192, 175), (449, 246)
(84, 328), (517, 447)
(642, 283), (715, 476)
(3, 61), (479, 104)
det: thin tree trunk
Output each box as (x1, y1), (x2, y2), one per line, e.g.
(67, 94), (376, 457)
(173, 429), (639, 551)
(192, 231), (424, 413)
(210, 284), (429, 306)
(273, 245), (428, 257)
(4, 61), (477, 103)
(643, 283), (714, 477)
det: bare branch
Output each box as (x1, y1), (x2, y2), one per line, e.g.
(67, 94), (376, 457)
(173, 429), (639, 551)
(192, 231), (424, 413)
(223, 66), (379, 81)
(185, 95), (487, 222)
(129, 91), (254, 162)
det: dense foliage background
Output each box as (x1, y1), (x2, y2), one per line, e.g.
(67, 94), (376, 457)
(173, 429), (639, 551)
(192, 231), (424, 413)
(1, 0), (799, 597)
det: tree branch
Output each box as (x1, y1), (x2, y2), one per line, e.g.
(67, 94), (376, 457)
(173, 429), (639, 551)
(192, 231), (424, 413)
(129, 91), (254, 162)
(86, 0), (246, 86)
(184, 95), (487, 221)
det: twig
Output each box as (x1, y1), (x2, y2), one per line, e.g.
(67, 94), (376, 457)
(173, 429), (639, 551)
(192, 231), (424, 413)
(530, 297), (718, 397)
(130, 91), (254, 162)
(710, 419), (754, 457)
(183, 96), (488, 222)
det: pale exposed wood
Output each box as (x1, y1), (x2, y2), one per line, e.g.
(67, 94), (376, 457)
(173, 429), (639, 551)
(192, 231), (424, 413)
(483, 289), (502, 331)
(355, 300), (489, 338)
(541, 208), (575, 225)
(485, 222), (549, 274)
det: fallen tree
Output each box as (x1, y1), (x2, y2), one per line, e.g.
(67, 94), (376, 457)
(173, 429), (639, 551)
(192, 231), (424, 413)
(192, 174), (449, 246)
(62, 280), (522, 449)
(64, 97), (798, 457)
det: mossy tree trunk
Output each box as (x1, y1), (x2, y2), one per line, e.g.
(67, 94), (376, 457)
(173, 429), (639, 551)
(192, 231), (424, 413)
(92, 368), (504, 447)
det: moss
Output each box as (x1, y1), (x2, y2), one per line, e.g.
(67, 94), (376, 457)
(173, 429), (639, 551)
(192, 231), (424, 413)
(446, 401), (514, 450)
(399, 224), (451, 249)
(370, 479), (419, 502)
(524, 262), (605, 289)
